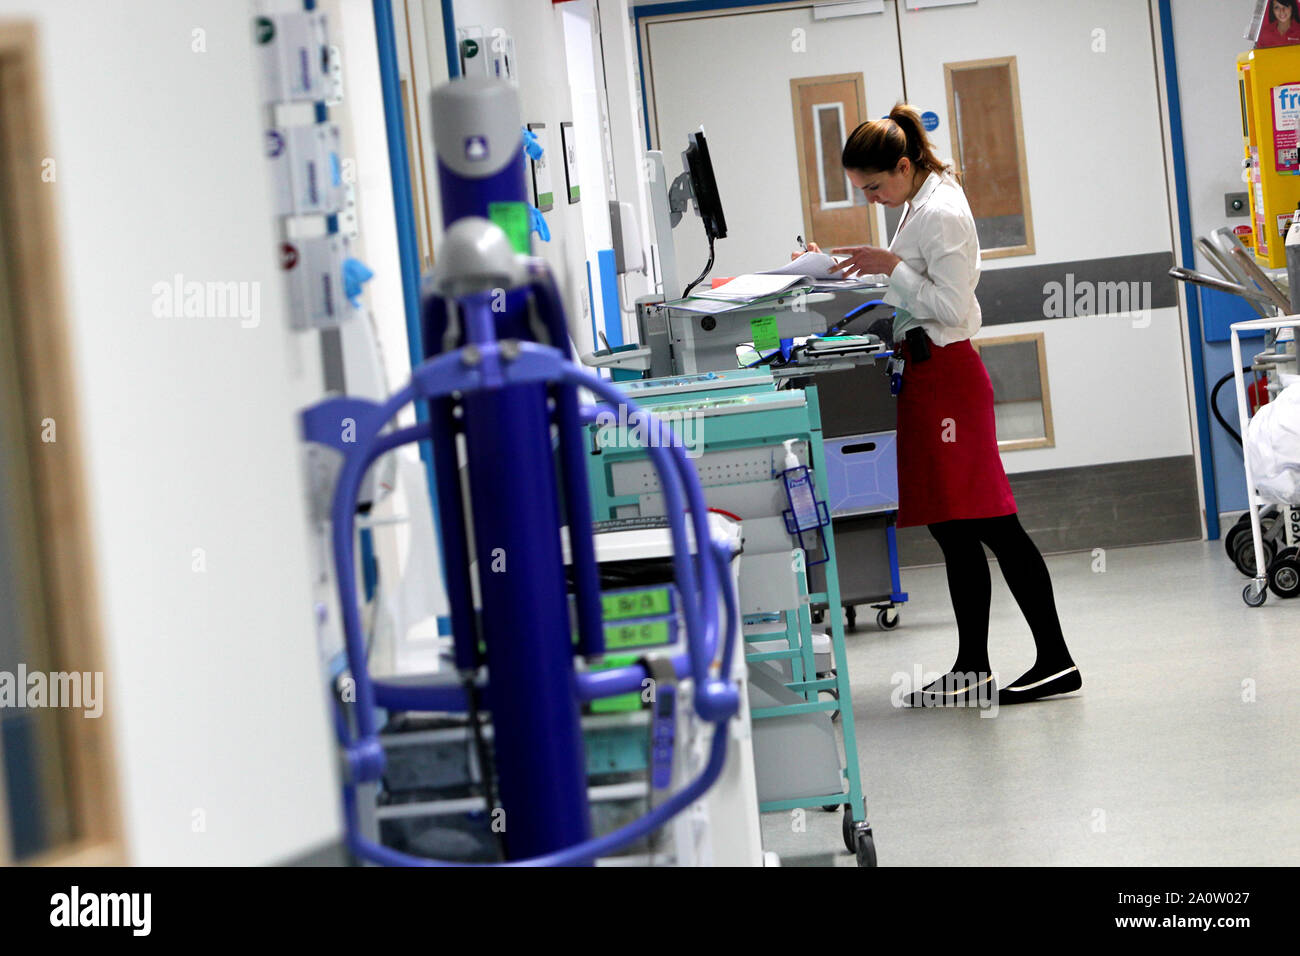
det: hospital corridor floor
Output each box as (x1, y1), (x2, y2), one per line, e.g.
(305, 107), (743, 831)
(758, 538), (1300, 866)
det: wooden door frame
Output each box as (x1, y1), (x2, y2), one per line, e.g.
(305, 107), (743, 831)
(971, 331), (1055, 451)
(943, 55), (1036, 259)
(0, 20), (122, 866)
(397, 0), (438, 271)
(790, 72), (877, 247)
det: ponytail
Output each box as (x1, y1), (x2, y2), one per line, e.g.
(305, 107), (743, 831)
(841, 103), (952, 179)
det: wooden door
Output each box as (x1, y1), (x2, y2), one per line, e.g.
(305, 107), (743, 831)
(791, 73), (876, 249)
(944, 56), (1033, 257)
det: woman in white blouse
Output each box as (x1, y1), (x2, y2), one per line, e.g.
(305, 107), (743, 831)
(809, 104), (1080, 707)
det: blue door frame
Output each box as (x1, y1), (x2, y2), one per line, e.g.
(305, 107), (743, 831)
(1157, 0), (1220, 539)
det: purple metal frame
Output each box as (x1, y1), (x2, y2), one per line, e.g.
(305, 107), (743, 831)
(301, 279), (740, 865)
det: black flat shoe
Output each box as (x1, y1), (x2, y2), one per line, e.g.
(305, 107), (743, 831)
(996, 665), (1081, 705)
(903, 671), (997, 708)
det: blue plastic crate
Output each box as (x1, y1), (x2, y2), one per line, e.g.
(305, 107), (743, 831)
(822, 431), (898, 516)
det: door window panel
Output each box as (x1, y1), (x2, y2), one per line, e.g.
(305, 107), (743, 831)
(972, 332), (1054, 450)
(944, 56), (1035, 257)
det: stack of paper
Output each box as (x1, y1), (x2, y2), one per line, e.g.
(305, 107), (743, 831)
(690, 273), (810, 302)
(759, 250), (888, 287)
(674, 251), (889, 313)
(758, 251), (849, 280)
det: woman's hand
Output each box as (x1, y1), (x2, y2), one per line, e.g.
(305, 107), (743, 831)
(790, 240), (822, 261)
(830, 245), (901, 277)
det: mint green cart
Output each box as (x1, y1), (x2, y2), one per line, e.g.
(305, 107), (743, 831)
(584, 369), (877, 866)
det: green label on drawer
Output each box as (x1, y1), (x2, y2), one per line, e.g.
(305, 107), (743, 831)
(602, 588), (671, 621)
(604, 620), (671, 650)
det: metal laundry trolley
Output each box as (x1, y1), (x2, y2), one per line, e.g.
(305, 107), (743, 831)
(1170, 227), (1300, 605)
(1229, 314), (1300, 607)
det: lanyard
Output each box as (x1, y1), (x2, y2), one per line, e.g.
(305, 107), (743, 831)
(888, 354), (905, 396)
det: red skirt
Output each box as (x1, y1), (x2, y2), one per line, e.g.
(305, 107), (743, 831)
(895, 338), (1017, 528)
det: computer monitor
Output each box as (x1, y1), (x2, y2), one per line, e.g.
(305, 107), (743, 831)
(683, 129), (727, 243)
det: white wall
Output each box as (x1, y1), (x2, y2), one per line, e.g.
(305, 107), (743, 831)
(330, 0), (453, 662)
(336, 0), (417, 409)
(1170, 0), (1256, 251)
(600, 0), (663, 336)
(561, 0), (615, 351)
(0, 0), (340, 863)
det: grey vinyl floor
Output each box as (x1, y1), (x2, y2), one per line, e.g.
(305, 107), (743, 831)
(758, 539), (1300, 866)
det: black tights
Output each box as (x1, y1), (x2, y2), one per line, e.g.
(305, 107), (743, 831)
(927, 513), (1071, 674)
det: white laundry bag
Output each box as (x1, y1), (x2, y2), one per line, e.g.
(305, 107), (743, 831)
(1246, 382), (1300, 504)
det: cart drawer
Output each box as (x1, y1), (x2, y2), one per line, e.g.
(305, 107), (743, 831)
(823, 431), (898, 516)
(804, 361), (896, 438)
(809, 512), (895, 606)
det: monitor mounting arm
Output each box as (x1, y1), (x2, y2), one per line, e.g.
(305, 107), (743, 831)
(668, 171), (694, 228)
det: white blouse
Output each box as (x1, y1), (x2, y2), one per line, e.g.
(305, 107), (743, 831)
(883, 170), (983, 347)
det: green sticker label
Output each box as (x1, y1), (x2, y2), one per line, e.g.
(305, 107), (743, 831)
(488, 201), (530, 254)
(750, 314), (780, 351)
(602, 588), (671, 621)
(254, 16), (275, 44)
(604, 621), (671, 650)
(462, 38), (480, 58)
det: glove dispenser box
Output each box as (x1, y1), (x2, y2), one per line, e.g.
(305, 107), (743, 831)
(256, 11), (331, 104)
(281, 234), (348, 330)
(267, 123), (343, 216)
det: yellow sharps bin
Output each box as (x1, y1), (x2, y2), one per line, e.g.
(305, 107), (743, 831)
(1238, 45), (1300, 267)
